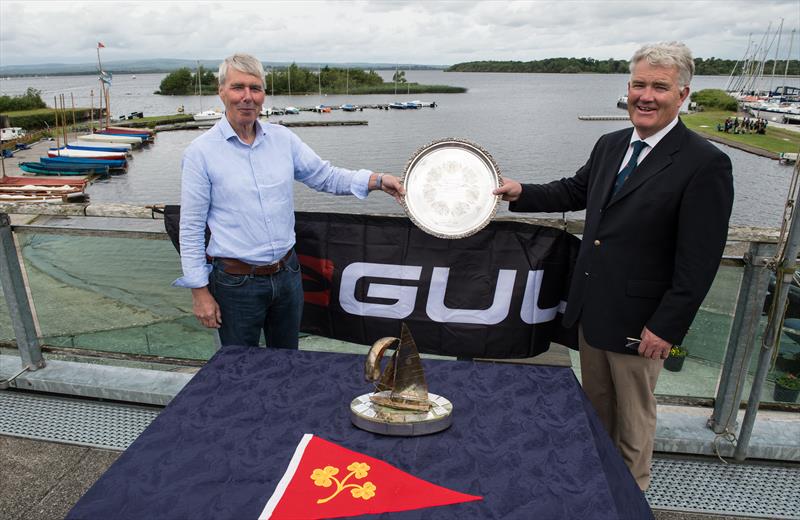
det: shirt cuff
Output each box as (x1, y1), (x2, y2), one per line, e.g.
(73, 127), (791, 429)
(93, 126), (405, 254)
(172, 263), (213, 288)
(350, 169), (373, 199)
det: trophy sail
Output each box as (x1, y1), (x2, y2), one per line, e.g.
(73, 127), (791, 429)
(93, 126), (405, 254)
(370, 324), (430, 411)
(352, 323), (453, 436)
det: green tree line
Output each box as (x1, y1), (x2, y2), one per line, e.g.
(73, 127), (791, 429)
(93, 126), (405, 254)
(0, 87), (48, 112)
(156, 66), (218, 95)
(690, 89), (738, 111)
(155, 64), (465, 96)
(447, 58), (800, 76)
(264, 64), (384, 94)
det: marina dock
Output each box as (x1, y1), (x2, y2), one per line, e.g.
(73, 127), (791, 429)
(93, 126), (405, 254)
(154, 120), (368, 132)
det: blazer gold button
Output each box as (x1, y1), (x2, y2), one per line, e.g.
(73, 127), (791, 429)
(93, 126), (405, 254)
(594, 240), (601, 246)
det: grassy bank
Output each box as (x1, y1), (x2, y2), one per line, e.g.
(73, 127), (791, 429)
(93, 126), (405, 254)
(2, 107), (99, 131)
(683, 111), (800, 155)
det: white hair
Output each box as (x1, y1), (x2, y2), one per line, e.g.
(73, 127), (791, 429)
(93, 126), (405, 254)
(630, 42), (694, 88)
(218, 53), (265, 87)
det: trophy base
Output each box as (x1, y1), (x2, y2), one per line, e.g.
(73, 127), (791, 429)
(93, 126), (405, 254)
(350, 392), (453, 436)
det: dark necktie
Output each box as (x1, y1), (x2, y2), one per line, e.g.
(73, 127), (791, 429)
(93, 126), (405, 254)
(612, 140), (647, 195)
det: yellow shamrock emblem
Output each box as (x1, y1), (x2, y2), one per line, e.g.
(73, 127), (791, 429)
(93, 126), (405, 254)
(311, 461), (376, 504)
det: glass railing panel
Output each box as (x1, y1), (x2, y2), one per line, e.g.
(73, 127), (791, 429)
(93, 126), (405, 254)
(15, 231), (217, 360)
(765, 274), (800, 405)
(657, 265), (743, 398)
(5, 222), (797, 405)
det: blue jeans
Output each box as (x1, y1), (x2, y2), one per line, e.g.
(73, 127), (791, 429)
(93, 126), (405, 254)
(209, 251), (303, 348)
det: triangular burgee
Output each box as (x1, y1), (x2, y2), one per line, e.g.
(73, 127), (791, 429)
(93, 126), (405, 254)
(259, 434), (481, 519)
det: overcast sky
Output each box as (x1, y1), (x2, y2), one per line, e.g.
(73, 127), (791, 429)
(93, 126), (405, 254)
(1, 0), (798, 66)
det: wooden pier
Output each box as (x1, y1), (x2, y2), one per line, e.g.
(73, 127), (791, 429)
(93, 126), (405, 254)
(578, 115), (631, 121)
(154, 120), (368, 132)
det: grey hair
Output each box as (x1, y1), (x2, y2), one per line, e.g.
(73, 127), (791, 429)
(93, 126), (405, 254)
(218, 53), (265, 87)
(630, 42), (694, 88)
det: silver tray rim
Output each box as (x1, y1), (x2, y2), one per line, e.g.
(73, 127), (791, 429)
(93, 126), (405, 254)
(400, 138), (502, 240)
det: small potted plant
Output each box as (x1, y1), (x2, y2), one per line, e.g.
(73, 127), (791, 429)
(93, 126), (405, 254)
(663, 345), (688, 372)
(774, 373), (800, 403)
(775, 352), (800, 374)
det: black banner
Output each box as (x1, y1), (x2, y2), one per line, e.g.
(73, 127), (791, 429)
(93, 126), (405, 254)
(164, 208), (580, 359)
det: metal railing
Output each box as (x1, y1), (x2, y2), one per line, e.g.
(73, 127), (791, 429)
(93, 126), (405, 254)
(0, 201), (795, 460)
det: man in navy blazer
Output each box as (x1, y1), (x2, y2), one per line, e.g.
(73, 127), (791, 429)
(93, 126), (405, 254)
(495, 42), (734, 490)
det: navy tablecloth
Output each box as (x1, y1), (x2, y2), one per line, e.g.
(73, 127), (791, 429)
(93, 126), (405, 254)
(67, 347), (652, 519)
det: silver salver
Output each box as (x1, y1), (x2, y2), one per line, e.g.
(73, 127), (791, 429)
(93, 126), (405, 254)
(401, 138), (502, 239)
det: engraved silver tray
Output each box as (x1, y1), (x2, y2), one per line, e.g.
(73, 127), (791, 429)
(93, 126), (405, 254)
(401, 138), (501, 239)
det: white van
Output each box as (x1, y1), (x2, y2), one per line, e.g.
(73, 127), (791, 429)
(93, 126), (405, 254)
(0, 127), (27, 142)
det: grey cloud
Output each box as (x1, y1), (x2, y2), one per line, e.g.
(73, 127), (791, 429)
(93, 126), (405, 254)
(1, 0), (797, 66)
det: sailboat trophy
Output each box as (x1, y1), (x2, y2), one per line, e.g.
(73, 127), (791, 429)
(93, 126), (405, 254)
(350, 324), (453, 436)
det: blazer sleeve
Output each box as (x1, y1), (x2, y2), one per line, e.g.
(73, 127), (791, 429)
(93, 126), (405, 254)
(647, 151), (734, 345)
(509, 137), (604, 213)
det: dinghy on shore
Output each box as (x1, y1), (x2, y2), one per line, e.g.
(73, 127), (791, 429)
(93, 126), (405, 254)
(19, 162), (109, 176)
(48, 148), (127, 160)
(77, 134), (144, 145)
(67, 142), (132, 152)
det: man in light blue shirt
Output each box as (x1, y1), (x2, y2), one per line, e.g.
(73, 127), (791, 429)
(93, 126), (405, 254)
(175, 53), (403, 348)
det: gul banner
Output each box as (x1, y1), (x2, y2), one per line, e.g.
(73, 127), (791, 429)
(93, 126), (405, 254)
(294, 212), (579, 358)
(259, 434), (481, 519)
(163, 208), (580, 358)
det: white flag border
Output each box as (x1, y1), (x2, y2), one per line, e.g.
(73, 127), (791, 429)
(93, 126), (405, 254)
(258, 433), (314, 520)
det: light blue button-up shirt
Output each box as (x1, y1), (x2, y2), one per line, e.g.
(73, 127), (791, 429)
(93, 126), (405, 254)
(174, 117), (372, 288)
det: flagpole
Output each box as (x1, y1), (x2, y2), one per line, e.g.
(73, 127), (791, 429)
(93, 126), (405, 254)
(97, 42), (111, 128)
(97, 44), (104, 128)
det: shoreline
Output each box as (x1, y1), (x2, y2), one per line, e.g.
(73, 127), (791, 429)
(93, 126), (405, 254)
(696, 131), (780, 159)
(683, 112), (800, 161)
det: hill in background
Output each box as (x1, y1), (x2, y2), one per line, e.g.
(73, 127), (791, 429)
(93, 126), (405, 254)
(0, 59), (445, 77)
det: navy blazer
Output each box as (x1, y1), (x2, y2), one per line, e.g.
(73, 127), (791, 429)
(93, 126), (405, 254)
(511, 120), (734, 353)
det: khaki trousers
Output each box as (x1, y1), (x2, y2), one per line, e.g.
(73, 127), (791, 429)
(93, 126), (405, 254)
(578, 327), (663, 490)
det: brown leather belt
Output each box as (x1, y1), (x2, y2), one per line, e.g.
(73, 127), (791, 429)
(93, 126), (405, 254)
(217, 250), (293, 276)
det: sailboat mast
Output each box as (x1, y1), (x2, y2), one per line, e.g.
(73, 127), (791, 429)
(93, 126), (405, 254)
(769, 18), (784, 94)
(726, 37), (751, 93)
(755, 23), (773, 93)
(783, 29), (796, 93)
(90, 89), (94, 133)
(743, 25), (771, 94)
(288, 64), (292, 96)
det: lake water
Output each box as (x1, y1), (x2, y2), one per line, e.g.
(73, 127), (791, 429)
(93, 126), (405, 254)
(1, 70), (794, 227)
